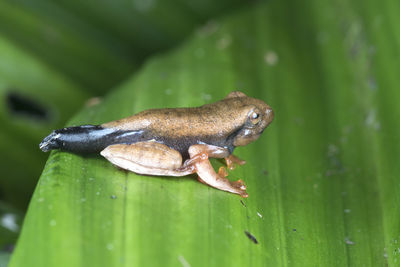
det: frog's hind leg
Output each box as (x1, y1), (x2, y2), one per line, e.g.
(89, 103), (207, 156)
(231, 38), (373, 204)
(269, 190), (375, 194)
(100, 142), (195, 176)
(187, 144), (248, 197)
(101, 142), (248, 197)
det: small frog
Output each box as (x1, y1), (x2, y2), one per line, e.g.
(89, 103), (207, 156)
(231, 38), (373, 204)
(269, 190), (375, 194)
(40, 91), (274, 197)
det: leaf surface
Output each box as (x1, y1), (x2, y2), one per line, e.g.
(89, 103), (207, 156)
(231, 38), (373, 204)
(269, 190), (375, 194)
(10, 1), (400, 266)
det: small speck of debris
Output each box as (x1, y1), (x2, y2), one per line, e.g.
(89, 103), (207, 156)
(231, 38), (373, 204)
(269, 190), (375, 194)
(244, 231), (258, 244)
(345, 237), (355, 245)
(202, 93), (212, 101)
(368, 76), (377, 90)
(197, 20), (219, 37)
(325, 170), (334, 177)
(293, 117), (304, 126)
(327, 144), (339, 157)
(365, 109), (381, 130)
(111, 195), (117, 199)
(178, 255), (191, 267)
(217, 34), (232, 50)
(293, 229), (297, 232)
(264, 51), (279, 66)
(240, 200), (247, 207)
(262, 169), (269, 175)
(257, 212), (263, 218)
(85, 97), (101, 107)
(106, 243), (114, 250)
(165, 88), (172, 95)
(344, 209), (351, 213)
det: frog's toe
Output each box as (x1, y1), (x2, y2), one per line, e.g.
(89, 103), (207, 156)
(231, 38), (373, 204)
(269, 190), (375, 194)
(217, 166), (229, 178)
(230, 179), (248, 197)
(231, 179), (246, 190)
(225, 155), (246, 170)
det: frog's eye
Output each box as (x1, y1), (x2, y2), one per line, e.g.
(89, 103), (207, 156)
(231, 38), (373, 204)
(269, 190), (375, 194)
(249, 109), (261, 125)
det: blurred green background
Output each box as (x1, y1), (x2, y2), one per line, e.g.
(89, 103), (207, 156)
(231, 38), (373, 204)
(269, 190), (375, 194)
(1, 0), (400, 266)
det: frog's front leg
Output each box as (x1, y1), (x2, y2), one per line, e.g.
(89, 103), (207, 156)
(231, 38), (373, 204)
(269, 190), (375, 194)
(225, 154), (246, 170)
(183, 144), (246, 172)
(100, 142), (196, 176)
(187, 144), (248, 197)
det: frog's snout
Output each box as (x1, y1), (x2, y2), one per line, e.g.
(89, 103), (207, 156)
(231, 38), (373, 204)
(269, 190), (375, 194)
(265, 107), (274, 124)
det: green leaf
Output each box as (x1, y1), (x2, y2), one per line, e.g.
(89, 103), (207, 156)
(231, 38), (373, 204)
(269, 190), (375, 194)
(0, 34), (89, 209)
(0, 0), (251, 92)
(10, 0), (400, 266)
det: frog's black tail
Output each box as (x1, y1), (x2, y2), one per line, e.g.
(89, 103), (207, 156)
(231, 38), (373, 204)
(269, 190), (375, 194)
(39, 125), (143, 154)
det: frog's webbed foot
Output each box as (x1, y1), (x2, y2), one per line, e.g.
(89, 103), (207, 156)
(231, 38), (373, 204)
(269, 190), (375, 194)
(225, 154), (246, 170)
(197, 165), (247, 196)
(231, 179), (246, 190)
(187, 144), (248, 197)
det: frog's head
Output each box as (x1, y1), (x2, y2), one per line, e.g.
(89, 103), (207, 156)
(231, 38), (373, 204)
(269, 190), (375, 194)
(226, 91), (274, 147)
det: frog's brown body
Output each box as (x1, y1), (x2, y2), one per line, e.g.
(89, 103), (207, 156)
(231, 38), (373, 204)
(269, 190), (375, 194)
(40, 91), (274, 197)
